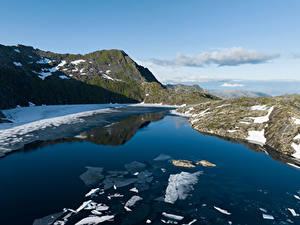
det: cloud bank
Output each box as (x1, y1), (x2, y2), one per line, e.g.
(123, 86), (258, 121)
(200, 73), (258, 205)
(221, 82), (244, 87)
(152, 47), (280, 67)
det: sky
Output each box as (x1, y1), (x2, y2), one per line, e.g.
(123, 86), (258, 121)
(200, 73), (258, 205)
(1, 0), (300, 83)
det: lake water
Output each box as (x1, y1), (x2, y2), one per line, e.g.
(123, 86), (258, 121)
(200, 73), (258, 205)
(0, 110), (299, 225)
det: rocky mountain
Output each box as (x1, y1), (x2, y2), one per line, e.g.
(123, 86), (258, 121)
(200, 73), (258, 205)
(0, 44), (216, 110)
(208, 89), (270, 99)
(176, 94), (300, 161)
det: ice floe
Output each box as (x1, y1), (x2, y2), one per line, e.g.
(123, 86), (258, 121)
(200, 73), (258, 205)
(75, 215), (114, 225)
(262, 214), (274, 220)
(130, 187), (139, 193)
(124, 195), (143, 211)
(164, 171), (202, 204)
(287, 208), (299, 216)
(13, 61), (22, 66)
(76, 200), (93, 213)
(214, 206), (231, 215)
(259, 208), (267, 213)
(125, 161), (146, 173)
(162, 212), (184, 220)
(146, 219), (152, 223)
(182, 219), (197, 225)
(85, 188), (100, 197)
(294, 194), (300, 200)
(246, 129), (266, 146)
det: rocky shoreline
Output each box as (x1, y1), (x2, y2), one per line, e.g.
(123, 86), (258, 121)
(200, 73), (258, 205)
(175, 95), (300, 161)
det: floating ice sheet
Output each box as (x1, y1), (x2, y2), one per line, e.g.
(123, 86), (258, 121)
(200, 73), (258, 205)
(164, 171), (202, 204)
(80, 167), (104, 186)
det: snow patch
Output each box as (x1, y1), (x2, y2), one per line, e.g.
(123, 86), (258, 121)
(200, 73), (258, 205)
(56, 60), (67, 68)
(36, 57), (51, 64)
(249, 106), (274, 123)
(246, 129), (266, 146)
(291, 142), (300, 159)
(251, 105), (267, 111)
(293, 117), (300, 125)
(14, 49), (20, 53)
(71, 59), (86, 65)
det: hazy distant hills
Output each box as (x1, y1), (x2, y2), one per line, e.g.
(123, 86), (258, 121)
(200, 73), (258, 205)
(208, 89), (271, 99)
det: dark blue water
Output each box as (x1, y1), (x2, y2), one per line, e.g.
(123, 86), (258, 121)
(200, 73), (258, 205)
(0, 114), (299, 225)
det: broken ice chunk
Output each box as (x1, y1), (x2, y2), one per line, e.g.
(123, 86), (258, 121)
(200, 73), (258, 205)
(75, 215), (114, 225)
(287, 208), (299, 216)
(214, 206), (231, 215)
(162, 212), (184, 220)
(130, 187), (139, 193)
(262, 214), (274, 220)
(85, 188), (100, 197)
(76, 200), (93, 213)
(124, 195), (143, 211)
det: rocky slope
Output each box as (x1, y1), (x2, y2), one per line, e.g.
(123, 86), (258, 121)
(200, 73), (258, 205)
(176, 95), (300, 160)
(0, 44), (215, 110)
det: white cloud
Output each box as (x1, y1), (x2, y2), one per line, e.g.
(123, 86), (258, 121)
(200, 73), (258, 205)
(137, 60), (225, 83)
(152, 47), (280, 67)
(221, 82), (244, 87)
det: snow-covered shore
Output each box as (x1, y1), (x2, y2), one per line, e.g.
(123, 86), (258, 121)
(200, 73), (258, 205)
(0, 103), (175, 156)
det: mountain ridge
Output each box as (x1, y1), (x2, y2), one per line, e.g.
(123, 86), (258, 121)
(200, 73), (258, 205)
(0, 44), (216, 110)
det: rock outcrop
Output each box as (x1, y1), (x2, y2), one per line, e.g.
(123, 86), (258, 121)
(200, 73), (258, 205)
(176, 95), (300, 160)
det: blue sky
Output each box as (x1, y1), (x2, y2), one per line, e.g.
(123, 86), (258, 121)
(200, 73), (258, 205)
(1, 0), (300, 82)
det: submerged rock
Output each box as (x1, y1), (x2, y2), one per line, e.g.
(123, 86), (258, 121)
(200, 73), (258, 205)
(79, 167), (104, 186)
(33, 211), (64, 225)
(172, 160), (195, 168)
(195, 160), (216, 167)
(124, 161), (146, 173)
(154, 154), (171, 161)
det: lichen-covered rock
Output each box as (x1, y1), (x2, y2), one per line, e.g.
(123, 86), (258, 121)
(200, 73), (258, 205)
(172, 160), (196, 168)
(195, 160), (216, 167)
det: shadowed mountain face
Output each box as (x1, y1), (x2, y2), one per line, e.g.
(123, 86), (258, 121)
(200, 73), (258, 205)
(73, 113), (164, 145)
(0, 44), (216, 109)
(18, 112), (166, 151)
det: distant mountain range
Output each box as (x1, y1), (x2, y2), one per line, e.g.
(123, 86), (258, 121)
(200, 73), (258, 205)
(0, 44), (216, 110)
(208, 89), (270, 99)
